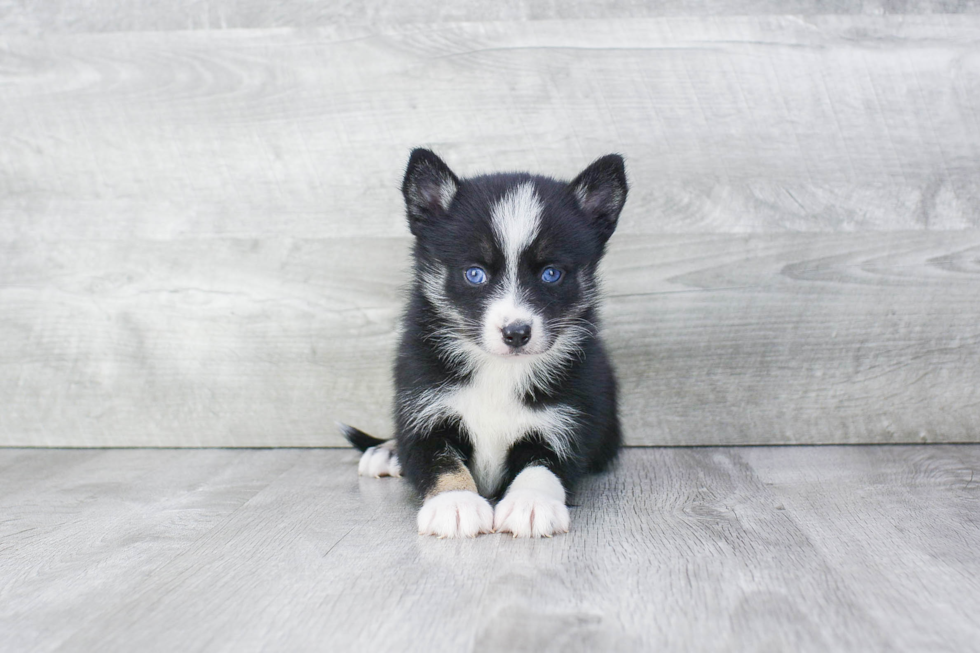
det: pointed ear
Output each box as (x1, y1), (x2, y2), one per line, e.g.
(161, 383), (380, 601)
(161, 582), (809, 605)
(569, 154), (628, 243)
(401, 149), (460, 236)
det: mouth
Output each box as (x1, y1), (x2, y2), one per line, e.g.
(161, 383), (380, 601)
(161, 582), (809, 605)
(481, 335), (553, 359)
(497, 349), (536, 357)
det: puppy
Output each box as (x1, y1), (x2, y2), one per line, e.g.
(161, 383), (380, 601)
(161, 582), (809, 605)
(344, 149), (626, 538)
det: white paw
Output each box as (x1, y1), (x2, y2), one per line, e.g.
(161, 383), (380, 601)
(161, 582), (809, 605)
(417, 490), (494, 538)
(357, 444), (401, 478)
(493, 490), (570, 538)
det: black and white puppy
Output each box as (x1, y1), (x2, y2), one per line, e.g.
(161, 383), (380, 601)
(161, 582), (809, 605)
(344, 149), (626, 538)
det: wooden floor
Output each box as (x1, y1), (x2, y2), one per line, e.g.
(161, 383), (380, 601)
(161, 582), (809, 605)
(2, 446), (978, 652)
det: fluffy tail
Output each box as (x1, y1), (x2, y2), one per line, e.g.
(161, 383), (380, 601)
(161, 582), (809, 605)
(339, 423), (390, 452)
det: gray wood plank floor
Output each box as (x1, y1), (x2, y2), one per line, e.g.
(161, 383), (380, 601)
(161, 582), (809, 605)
(1, 446), (977, 652)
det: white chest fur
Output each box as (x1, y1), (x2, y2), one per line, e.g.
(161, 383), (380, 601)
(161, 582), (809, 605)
(443, 359), (575, 495)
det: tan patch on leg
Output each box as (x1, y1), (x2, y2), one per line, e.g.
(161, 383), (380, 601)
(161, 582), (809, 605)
(427, 466), (478, 499)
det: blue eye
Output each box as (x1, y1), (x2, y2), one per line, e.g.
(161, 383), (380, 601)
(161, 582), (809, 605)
(464, 266), (488, 285)
(541, 267), (562, 283)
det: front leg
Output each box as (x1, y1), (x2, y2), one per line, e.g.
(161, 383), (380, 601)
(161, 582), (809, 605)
(402, 430), (493, 539)
(493, 438), (571, 538)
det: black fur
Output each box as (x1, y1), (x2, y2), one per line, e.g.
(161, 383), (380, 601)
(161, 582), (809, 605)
(342, 425), (388, 452)
(345, 149), (627, 504)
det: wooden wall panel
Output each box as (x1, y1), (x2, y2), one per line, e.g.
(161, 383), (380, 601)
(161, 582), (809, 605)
(0, 238), (406, 446)
(606, 232), (980, 445)
(1, 18), (979, 242)
(2, 16), (979, 446)
(2, 1), (978, 35)
(2, 232), (978, 446)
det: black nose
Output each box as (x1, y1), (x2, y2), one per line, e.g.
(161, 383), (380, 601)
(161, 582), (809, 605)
(501, 322), (532, 349)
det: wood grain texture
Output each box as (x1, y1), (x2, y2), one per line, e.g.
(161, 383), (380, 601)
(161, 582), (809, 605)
(3, 1), (980, 34)
(1, 18), (979, 240)
(0, 237), (406, 447)
(742, 445), (980, 651)
(0, 232), (980, 446)
(607, 231), (980, 445)
(1, 447), (977, 652)
(0, 448), (306, 653)
(3, 231), (979, 447)
(2, 16), (980, 446)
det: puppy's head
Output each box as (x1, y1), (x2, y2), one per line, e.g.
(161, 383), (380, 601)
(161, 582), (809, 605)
(403, 149), (627, 360)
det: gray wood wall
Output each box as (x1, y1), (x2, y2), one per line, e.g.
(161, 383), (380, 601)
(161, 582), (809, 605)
(2, 5), (979, 446)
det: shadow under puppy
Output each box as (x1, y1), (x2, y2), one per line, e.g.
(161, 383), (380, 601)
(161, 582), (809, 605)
(344, 149), (627, 538)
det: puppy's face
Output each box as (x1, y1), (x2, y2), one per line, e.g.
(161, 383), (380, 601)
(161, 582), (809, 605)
(403, 150), (627, 361)
(434, 180), (597, 358)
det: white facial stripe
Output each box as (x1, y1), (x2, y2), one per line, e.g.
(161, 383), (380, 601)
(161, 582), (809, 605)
(484, 182), (545, 353)
(491, 182), (542, 284)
